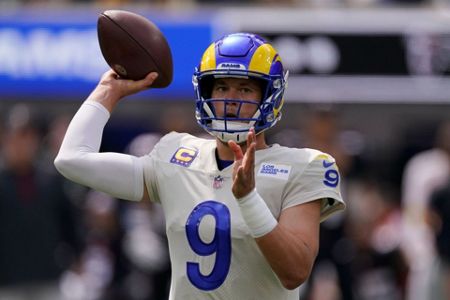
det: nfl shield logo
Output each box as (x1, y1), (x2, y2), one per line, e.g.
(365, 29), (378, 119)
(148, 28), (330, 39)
(213, 175), (224, 189)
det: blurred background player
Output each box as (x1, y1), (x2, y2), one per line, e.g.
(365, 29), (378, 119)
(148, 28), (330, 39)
(428, 174), (450, 300)
(0, 104), (84, 300)
(54, 32), (345, 299)
(401, 121), (450, 300)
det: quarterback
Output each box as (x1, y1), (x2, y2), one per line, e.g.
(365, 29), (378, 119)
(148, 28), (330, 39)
(55, 33), (345, 299)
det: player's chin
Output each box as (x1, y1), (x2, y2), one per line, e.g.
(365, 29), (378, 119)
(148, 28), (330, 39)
(220, 139), (233, 147)
(221, 137), (247, 147)
(236, 138), (248, 146)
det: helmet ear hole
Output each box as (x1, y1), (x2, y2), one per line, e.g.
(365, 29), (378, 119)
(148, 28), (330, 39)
(255, 78), (268, 102)
(199, 76), (215, 99)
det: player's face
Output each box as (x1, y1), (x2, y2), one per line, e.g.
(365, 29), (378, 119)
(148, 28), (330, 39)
(211, 77), (262, 120)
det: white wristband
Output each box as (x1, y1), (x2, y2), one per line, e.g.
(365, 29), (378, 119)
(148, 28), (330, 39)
(237, 189), (277, 238)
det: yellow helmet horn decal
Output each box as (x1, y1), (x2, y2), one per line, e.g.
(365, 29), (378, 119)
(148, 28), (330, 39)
(248, 44), (279, 74)
(199, 43), (216, 72)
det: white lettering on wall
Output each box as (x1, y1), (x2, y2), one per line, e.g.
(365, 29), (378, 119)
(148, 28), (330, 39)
(0, 28), (107, 81)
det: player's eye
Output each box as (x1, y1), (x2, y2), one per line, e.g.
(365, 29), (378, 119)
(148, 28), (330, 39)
(214, 85), (228, 93)
(240, 87), (253, 94)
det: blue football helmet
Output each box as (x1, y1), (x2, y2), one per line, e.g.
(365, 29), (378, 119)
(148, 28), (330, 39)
(193, 33), (289, 143)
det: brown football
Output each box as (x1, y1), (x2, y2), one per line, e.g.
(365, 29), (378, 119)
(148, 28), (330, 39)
(97, 10), (173, 88)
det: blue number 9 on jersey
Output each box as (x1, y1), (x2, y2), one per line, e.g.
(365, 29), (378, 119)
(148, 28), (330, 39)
(185, 201), (232, 291)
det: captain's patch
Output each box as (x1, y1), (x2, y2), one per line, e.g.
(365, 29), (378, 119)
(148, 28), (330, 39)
(170, 147), (198, 167)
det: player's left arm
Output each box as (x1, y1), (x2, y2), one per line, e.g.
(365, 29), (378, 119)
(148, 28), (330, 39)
(229, 128), (321, 290)
(256, 200), (320, 290)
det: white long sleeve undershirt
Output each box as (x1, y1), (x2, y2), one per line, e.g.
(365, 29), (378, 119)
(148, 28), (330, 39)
(54, 100), (144, 201)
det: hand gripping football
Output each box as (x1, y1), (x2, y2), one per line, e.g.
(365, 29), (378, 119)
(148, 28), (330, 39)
(97, 10), (173, 88)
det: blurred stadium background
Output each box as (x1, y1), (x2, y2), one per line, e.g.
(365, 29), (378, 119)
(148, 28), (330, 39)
(1, 0), (450, 299)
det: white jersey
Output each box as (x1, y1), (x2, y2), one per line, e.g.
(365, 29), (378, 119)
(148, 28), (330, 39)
(142, 132), (344, 300)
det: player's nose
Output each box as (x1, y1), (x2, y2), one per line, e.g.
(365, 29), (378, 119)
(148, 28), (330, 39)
(225, 88), (240, 100)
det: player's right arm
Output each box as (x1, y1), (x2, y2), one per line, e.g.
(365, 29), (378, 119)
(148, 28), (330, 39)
(54, 70), (157, 202)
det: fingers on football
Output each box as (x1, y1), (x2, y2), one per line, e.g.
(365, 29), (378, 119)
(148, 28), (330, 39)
(101, 69), (117, 81)
(131, 72), (158, 90)
(120, 72), (157, 94)
(144, 72), (159, 85)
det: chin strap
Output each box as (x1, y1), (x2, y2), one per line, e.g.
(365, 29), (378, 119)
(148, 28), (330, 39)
(210, 120), (253, 143)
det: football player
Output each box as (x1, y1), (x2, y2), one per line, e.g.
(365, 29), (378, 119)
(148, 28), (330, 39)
(55, 33), (345, 299)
